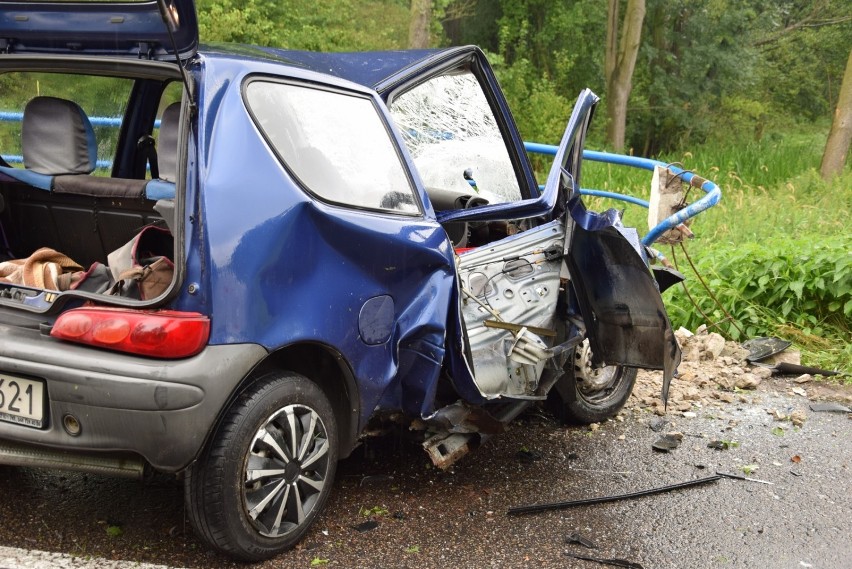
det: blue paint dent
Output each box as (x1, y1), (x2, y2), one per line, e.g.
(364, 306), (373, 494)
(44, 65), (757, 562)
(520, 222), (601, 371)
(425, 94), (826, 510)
(195, 55), (457, 424)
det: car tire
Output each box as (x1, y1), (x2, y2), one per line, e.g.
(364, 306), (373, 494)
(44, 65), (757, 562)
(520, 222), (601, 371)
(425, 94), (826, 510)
(185, 371), (338, 562)
(545, 341), (637, 425)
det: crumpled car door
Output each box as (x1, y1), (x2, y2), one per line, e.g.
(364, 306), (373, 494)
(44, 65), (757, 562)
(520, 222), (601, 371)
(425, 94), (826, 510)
(447, 89), (680, 402)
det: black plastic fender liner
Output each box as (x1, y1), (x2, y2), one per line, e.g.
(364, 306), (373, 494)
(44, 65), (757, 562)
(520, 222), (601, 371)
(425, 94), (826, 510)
(566, 222), (681, 403)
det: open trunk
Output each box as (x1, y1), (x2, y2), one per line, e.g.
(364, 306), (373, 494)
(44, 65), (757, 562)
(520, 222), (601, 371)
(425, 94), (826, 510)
(0, 63), (185, 313)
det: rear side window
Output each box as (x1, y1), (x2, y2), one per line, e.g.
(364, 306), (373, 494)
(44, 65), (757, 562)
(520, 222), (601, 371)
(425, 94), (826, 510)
(245, 81), (419, 215)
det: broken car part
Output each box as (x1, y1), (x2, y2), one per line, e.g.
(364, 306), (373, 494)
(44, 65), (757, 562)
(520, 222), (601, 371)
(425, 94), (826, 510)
(716, 471), (774, 485)
(566, 531), (599, 549)
(507, 475), (721, 515)
(742, 337), (793, 363)
(751, 361), (840, 377)
(567, 554), (644, 568)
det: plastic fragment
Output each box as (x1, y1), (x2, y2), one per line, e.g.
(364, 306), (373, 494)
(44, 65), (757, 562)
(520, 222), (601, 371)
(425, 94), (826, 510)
(566, 531), (598, 549)
(352, 521), (379, 533)
(809, 402), (851, 413)
(652, 434), (682, 452)
(516, 449), (542, 464)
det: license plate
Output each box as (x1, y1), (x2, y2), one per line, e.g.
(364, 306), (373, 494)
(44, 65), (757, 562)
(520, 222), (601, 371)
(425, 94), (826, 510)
(0, 373), (46, 428)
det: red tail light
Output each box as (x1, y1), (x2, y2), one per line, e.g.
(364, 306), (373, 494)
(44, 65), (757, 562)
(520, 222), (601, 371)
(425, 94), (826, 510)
(51, 308), (210, 359)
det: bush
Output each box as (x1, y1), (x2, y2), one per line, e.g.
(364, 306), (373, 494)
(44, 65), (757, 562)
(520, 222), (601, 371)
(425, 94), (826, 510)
(665, 235), (852, 372)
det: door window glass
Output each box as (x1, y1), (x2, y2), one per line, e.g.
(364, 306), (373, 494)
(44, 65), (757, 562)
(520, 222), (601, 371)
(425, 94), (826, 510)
(389, 71), (522, 205)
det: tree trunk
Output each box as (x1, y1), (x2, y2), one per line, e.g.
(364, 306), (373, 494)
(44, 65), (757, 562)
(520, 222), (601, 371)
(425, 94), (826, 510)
(605, 0), (646, 152)
(820, 48), (852, 180)
(408, 0), (431, 49)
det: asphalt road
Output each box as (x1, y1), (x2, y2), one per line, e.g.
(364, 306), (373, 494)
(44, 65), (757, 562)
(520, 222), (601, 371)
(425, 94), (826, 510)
(0, 379), (849, 569)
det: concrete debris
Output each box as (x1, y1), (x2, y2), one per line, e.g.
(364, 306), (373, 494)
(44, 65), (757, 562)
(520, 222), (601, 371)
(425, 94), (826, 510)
(625, 326), (841, 421)
(766, 349), (802, 366)
(735, 373), (761, 390)
(790, 410), (807, 428)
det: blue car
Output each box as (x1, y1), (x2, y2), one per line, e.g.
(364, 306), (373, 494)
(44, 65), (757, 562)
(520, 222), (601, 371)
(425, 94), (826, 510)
(0, 0), (680, 560)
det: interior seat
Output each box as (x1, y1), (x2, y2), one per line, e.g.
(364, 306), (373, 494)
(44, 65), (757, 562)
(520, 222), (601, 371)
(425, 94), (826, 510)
(0, 96), (97, 190)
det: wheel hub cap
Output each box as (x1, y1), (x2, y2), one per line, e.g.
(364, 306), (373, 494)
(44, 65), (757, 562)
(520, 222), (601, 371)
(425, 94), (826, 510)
(242, 404), (330, 538)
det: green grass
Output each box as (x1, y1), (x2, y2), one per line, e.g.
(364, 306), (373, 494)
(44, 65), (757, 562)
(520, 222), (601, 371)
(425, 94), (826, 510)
(575, 128), (852, 376)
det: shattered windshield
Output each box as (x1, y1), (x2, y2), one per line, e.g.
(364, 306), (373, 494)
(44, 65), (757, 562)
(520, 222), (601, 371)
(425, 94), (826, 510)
(390, 71), (522, 204)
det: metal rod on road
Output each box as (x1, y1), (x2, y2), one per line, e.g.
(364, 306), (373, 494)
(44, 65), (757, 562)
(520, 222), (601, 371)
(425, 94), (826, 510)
(507, 475), (722, 516)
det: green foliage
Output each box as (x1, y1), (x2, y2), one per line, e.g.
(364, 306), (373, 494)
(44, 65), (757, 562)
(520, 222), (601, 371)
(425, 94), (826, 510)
(359, 505), (390, 517)
(196, 0), (409, 50)
(664, 235), (852, 368)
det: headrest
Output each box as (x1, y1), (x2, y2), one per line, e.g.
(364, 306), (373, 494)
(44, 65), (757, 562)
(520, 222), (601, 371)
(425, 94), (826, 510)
(157, 102), (181, 182)
(22, 96), (97, 175)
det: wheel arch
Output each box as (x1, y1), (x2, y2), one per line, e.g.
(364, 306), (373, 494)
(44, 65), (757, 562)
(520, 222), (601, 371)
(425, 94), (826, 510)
(197, 342), (361, 465)
(253, 343), (361, 458)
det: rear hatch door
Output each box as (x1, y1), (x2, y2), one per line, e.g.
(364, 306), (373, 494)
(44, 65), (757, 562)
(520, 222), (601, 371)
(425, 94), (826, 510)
(0, 0), (198, 59)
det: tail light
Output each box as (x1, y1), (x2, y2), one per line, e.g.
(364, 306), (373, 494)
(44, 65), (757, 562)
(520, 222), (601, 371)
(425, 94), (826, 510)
(51, 307), (210, 359)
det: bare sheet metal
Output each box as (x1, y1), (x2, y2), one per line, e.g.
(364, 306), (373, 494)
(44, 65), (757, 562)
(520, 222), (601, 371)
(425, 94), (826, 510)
(456, 220), (565, 398)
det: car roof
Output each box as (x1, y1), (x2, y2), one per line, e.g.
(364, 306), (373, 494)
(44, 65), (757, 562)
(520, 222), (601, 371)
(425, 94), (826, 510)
(198, 44), (476, 93)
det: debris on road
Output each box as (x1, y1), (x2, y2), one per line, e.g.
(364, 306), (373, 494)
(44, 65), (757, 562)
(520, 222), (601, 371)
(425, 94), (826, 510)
(790, 410), (807, 427)
(507, 475), (721, 515)
(716, 471), (774, 485)
(566, 531), (599, 549)
(567, 553), (645, 568)
(351, 521), (379, 533)
(810, 402), (851, 413)
(652, 432), (683, 452)
(708, 439), (739, 450)
(359, 474), (393, 487)
(742, 337), (792, 363)
(516, 449), (542, 464)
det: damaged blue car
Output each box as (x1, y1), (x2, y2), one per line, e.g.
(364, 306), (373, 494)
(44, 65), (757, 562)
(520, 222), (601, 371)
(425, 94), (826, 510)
(0, 0), (697, 561)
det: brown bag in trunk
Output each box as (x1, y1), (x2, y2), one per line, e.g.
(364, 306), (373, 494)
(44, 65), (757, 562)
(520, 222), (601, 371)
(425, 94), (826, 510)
(107, 225), (174, 300)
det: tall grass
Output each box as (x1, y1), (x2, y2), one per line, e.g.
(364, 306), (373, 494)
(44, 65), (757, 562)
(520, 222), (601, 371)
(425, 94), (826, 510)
(575, 128), (852, 376)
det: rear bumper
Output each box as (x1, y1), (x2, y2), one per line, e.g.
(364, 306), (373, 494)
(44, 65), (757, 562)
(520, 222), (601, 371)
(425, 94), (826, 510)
(0, 323), (266, 472)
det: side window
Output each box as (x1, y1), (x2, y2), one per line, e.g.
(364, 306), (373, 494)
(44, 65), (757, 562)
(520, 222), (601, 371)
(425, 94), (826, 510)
(244, 80), (419, 215)
(389, 70), (523, 205)
(0, 72), (133, 176)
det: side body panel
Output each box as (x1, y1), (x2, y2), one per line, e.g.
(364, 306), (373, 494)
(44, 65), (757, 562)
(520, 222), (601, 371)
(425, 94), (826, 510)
(182, 56), (458, 423)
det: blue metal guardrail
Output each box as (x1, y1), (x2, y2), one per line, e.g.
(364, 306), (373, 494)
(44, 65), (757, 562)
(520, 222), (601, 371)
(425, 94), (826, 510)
(2, 112), (720, 246)
(1, 112), (161, 170)
(524, 141), (721, 246)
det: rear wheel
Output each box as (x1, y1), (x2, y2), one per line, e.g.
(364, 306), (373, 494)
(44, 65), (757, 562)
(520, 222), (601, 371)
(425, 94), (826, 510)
(545, 340), (637, 424)
(185, 372), (337, 561)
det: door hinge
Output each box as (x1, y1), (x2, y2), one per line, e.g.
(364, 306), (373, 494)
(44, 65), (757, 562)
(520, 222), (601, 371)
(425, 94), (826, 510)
(137, 42), (156, 60)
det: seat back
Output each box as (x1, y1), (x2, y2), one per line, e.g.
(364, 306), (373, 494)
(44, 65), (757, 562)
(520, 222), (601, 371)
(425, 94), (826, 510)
(23, 96), (97, 176)
(157, 102), (181, 183)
